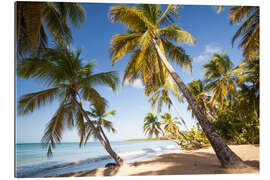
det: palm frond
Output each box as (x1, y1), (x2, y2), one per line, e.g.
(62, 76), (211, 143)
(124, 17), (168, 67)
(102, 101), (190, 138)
(110, 33), (141, 64)
(161, 38), (193, 73)
(110, 5), (153, 32)
(159, 25), (195, 45)
(18, 88), (59, 115)
(157, 4), (180, 25)
(41, 103), (69, 157)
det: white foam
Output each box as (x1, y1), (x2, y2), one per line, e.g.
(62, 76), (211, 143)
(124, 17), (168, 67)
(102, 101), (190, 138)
(16, 144), (179, 177)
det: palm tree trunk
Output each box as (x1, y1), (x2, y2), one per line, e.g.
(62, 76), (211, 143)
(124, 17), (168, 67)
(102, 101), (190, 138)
(71, 95), (123, 165)
(100, 126), (112, 146)
(153, 38), (245, 168)
(168, 94), (190, 131)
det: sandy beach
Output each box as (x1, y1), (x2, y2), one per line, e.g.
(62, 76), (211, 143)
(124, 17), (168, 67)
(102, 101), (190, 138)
(52, 144), (259, 177)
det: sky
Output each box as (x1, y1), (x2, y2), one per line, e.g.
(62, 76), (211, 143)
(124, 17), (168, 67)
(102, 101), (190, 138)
(16, 3), (244, 143)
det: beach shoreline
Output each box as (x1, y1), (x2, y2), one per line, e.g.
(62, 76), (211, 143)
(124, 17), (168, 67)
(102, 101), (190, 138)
(50, 144), (259, 177)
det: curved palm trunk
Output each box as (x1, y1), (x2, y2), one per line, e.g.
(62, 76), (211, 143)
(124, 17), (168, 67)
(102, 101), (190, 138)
(153, 39), (245, 168)
(71, 96), (123, 165)
(100, 126), (111, 146)
(168, 94), (190, 131)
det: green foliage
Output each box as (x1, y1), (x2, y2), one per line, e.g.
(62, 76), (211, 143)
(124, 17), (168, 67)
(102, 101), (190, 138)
(173, 124), (209, 149)
(16, 2), (86, 57)
(212, 90), (259, 144)
(186, 53), (259, 145)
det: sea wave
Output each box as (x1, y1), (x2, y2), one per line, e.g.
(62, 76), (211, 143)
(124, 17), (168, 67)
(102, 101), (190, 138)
(16, 144), (178, 177)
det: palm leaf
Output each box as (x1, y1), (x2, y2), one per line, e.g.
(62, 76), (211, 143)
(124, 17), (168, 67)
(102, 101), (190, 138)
(18, 88), (59, 115)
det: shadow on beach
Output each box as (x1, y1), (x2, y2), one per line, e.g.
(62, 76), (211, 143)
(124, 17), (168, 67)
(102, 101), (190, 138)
(52, 148), (259, 177)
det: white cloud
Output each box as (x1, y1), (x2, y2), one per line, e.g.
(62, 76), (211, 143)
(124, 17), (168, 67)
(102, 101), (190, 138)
(205, 44), (222, 54)
(124, 79), (144, 89)
(194, 44), (222, 63)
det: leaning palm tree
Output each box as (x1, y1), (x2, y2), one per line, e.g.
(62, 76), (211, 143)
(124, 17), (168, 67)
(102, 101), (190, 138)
(147, 75), (189, 130)
(143, 113), (162, 139)
(84, 104), (117, 146)
(17, 46), (123, 165)
(16, 2), (86, 57)
(110, 4), (244, 167)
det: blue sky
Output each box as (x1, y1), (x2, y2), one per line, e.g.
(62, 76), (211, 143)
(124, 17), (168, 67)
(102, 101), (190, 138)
(16, 3), (244, 143)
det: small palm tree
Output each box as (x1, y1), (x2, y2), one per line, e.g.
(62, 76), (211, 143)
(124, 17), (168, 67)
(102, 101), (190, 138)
(143, 113), (162, 139)
(110, 4), (244, 167)
(16, 2), (86, 57)
(84, 104), (117, 146)
(17, 46), (123, 165)
(161, 113), (180, 136)
(147, 75), (189, 130)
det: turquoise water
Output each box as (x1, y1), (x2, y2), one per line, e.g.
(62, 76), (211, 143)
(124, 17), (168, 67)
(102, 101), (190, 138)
(16, 140), (179, 177)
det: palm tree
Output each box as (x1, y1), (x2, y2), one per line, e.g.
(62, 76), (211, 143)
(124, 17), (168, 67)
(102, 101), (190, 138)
(16, 2), (86, 57)
(17, 46), (123, 165)
(143, 113), (162, 139)
(84, 104), (117, 146)
(147, 75), (189, 130)
(214, 6), (259, 60)
(203, 51), (238, 109)
(230, 6), (259, 60)
(161, 113), (180, 136)
(109, 4), (244, 167)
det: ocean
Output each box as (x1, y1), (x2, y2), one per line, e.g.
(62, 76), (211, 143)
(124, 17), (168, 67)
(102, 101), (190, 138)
(16, 140), (179, 177)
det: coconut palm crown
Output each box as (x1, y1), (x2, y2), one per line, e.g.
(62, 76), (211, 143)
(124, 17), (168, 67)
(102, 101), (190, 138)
(143, 112), (162, 139)
(161, 113), (180, 136)
(110, 4), (195, 89)
(16, 2), (86, 57)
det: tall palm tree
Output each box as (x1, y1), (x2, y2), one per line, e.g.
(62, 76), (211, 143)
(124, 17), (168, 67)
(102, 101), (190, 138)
(110, 4), (244, 167)
(143, 113), (162, 139)
(84, 104), (117, 146)
(17, 46), (123, 165)
(147, 75), (189, 130)
(203, 51), (238, 108)
(16, 2), (86, 57)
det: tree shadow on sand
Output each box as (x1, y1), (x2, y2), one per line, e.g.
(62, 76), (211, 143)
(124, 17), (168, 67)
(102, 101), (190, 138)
(128, 152), (259, 176)
(53, 151), (259, 177)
